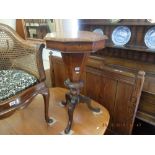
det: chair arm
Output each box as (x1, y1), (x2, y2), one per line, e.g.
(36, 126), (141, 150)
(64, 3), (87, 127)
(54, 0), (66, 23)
(36, 44), (46, 82)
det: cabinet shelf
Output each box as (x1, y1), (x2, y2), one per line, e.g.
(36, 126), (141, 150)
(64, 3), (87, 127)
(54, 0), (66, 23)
(80, 20), (155, 26)
(106, 43), (155, 53)
(136, 111), (155, 126)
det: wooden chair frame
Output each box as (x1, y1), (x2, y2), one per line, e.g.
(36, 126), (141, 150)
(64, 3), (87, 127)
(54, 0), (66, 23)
(0, 23), (53, 124)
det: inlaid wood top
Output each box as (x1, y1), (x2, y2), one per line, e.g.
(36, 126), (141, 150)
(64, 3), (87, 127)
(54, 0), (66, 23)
(44, 31), (107, 52)
(44, 31), (107, 42)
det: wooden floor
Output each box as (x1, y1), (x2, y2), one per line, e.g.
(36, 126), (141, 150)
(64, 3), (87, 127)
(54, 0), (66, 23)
(0, 87), (110, 135)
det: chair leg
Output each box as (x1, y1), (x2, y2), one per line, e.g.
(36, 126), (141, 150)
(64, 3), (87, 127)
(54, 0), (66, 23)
(42, 88), (53, 125)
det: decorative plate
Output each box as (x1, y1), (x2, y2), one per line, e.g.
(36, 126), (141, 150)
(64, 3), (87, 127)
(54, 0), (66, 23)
(144, 27), (155, 49)
(112, 26), (131, 46)
(93, 28), (104, 35)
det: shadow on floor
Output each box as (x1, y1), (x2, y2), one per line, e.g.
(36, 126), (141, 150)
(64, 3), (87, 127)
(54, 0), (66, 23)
(132, 118), (155, 135)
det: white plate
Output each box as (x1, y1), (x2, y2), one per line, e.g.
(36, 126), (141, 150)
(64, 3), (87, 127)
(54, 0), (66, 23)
(144, 27), (155, 49)
(93, 28), (104, 35)
(112, 26), (131, 46)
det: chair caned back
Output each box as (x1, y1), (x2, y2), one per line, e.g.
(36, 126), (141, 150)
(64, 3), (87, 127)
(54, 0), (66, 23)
(0, 23), (40, 79)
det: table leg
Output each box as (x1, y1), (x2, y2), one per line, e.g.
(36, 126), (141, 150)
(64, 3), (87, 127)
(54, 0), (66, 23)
(64, 93), (78, 134)
(63, 79), (100, 134)
(61, 93), (70, 106)
(79, 95), (100, 112)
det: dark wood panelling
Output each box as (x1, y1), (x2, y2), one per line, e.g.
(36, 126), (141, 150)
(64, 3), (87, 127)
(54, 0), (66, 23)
(99, 76), (117, 131)
(85, 71), (102, 101)
(113, 82), (133, 134)
(49, 55), (67, 88)
(99, 76), (117, 113)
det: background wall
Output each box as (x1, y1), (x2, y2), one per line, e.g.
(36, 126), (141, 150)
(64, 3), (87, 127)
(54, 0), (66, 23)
(0, 19), (50, 68)
(0, 19), (16, 29)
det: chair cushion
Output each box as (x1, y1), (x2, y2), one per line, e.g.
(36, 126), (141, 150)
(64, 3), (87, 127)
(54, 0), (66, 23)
(0, 69), (38, 102)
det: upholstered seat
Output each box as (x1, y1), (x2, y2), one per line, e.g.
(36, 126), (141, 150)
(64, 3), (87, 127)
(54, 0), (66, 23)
(0, 69), (37, 101)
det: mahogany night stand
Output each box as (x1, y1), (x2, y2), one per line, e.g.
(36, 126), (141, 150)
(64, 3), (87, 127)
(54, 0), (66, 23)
(44, 30), (107, 134)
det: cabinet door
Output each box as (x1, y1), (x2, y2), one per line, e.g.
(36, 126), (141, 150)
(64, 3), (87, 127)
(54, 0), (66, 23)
(113, 81), (134, 134)
(99, 76), (117, 114)
(99, 76), (117, 131)
(85, 71), (102, 102)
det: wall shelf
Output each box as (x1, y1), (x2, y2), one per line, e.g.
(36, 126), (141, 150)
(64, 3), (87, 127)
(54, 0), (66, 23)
(80, 19), (155, 26)
(106, 44), (155, 53)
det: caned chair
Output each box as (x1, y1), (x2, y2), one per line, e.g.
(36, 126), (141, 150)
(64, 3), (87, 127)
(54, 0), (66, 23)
(0, 23), (53, 124)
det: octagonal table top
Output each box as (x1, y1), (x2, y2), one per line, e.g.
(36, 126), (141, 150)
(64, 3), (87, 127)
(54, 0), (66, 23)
(44, 31), (107, 42)
(44, 31), (108, 52)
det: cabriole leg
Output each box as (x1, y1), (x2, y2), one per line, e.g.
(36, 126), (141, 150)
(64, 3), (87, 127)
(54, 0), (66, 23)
(42, 88), (53, 124)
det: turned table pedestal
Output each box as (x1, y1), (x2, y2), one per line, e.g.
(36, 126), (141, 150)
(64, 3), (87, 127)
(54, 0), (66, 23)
(45, 31), (107, 134)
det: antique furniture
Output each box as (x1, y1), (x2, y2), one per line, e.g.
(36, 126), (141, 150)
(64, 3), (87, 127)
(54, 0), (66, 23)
(0, 23), (53, 124)
(16, 19), (55, 40)
(0, 87), (110, 135)
(45, 30), (107, 134)
(49, 19), (149, 134)
(49, 55), (145, 134)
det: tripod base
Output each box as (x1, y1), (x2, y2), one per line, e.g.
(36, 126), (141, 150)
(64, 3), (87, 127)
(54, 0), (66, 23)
(62, 79), (100, 134)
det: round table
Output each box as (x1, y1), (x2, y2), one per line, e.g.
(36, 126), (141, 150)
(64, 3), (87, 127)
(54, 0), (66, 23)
(0, 87), (110, 135)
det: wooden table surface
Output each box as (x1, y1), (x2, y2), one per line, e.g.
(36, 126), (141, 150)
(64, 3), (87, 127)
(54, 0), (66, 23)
(0, 87), (110, 135)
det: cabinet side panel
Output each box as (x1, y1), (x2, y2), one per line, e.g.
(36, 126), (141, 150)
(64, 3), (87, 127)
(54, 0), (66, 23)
(113, 82), (134, 134)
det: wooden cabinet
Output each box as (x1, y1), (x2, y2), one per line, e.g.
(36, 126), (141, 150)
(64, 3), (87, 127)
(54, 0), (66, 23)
(86, 58), (145, 134)
(79, 19), (155, 52)
(79, 19), (155, 129)
(49, 55), (145, 134)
